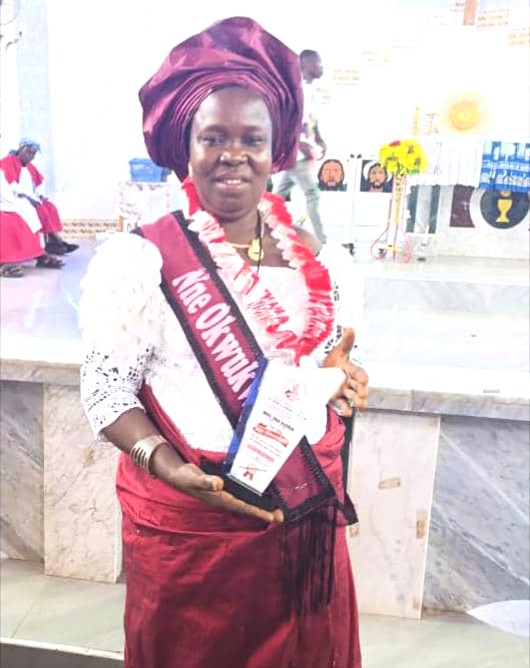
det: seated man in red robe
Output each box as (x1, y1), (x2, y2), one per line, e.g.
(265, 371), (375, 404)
(0, 139), (75, 276)
(1, 139), (78, 256)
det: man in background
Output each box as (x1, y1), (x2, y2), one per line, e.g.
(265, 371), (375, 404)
(274, 50), (327, 242)
(0, 139), (71, 276)
(1, 139), (78, 255)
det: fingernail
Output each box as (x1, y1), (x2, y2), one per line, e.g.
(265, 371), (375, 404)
(209, 477), (223, 491)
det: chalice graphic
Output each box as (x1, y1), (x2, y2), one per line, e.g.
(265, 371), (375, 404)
(496, 191), (513, 224)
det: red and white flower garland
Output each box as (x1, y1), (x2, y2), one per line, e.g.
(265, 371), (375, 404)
(181, 177), (334, 363)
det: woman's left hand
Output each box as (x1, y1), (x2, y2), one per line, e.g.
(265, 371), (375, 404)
(322, 327), (369, 416)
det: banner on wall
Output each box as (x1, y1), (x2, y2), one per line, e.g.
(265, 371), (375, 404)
(315, 155), (355, 245)
(355, 156), (392, 233)
(317, 158), (348, 192)
(359, 159), (394, 194)
(450, 185), (530, 230)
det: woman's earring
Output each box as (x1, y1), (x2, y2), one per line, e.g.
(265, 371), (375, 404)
(188, 162), (193, 177)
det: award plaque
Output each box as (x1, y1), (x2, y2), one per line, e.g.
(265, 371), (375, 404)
(223, 358), (344, 497)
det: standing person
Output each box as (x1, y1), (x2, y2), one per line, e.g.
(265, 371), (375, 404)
(0, 139), (78, 256)
(274, 49), (328, 242)
(79, 17), (368, 668)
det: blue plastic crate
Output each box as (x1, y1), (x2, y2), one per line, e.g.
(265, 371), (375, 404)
(129, 158), (165, 183)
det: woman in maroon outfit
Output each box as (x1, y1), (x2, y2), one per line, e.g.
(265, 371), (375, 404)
(80, 17), (368, 668)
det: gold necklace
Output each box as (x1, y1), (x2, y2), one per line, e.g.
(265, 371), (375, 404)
(247, 237), (264, 262)
(227, 215), (264, 262)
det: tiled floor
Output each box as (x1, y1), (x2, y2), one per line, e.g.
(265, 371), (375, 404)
(0, 560), (124, 654)
(1, 559), (528, 668)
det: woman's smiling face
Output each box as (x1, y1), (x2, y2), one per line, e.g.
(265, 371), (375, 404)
(188, 87), (273, 223)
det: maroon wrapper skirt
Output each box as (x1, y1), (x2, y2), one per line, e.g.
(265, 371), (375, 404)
(118, 467), (362, 668)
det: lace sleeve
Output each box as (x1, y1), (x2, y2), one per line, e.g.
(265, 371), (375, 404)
(78, 233), (165, 435)
(314, 243), (367, 365)
(80, 346), (152, 435)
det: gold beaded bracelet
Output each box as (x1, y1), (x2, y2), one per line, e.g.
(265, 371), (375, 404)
(129, 435), (167, 476)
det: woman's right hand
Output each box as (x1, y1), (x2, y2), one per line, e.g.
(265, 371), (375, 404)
(161, 456), (284, 525)
(103, 410), (284, 525)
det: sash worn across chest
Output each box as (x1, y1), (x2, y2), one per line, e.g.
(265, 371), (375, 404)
(137, 211), (262, 428)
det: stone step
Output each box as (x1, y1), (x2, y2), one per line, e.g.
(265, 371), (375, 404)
(363, 308), (529, 373)
(0, 640), (122, 668)
(364, 275), (529, 316)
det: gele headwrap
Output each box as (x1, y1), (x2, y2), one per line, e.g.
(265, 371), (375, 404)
(139, 16), (303, 180)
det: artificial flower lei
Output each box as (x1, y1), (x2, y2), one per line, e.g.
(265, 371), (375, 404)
(180, 177), (334, 363)
(379, 139), (427, 177)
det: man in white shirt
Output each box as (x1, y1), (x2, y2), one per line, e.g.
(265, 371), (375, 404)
(274, 50), (327, 242)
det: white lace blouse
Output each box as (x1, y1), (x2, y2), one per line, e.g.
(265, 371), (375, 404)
(79, 233), (366, 452)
